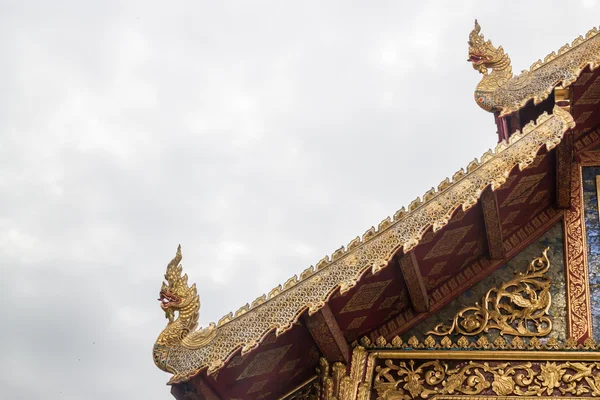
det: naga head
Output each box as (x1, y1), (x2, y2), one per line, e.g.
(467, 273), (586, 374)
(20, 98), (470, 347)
(468, 20), (511, 75)
(154, 246), (202, 374)
(158, 245), (199, 324)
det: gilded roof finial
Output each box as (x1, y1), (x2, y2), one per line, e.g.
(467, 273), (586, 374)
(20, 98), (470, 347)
(468, 19), (513, 112)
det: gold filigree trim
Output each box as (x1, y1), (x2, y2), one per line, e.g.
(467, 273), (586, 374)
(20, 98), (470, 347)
(155, 107), (574, 384)
(360, 334), (600, 352)
(426, 248), (552, 337)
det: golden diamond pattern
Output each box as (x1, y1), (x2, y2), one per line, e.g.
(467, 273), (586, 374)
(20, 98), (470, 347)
(423, 226), (472, 260)
(426, 261), (448, 277)
(419, 229), (436, 245)
(527, 154), (546, 169)
(529, 189), (549, 205)
(502, 210), (521, 226)
(458, 240), (478, 255)
(576, 111), (593, 124)
(227, 353), (248, 369)
(339, 280), (392, 313)
(576, 76), (600, 105)
(346, 316), (368, 330)
(496, 175), (518, 191)
(247, 380), (269, 394)
(378, 295), (399, 310)
(279, 358), (300, 374)
(451, 208), (468, 223)
(237, 345), (291, 380)
(500, 173), (547, 207)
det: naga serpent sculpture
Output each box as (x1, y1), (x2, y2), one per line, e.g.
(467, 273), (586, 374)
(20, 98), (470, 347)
(153, 246), (217, 382)
(468, 20), (599, 116)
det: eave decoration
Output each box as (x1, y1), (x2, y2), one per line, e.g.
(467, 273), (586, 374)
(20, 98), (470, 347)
(153, 106), (574, 386)
(426, 248), (552, 338)
(298, 249), (600, 400)
(469, 20), (600, 116)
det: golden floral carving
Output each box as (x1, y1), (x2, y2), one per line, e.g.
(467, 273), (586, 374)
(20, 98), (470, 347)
(427, 248), (552, 337)
(564, 164), (593, 341)
(373, 359), (600, 399)
(154, 108), (574, 384)
(469, 20), (600, 116)
(539, 362), (565, 395)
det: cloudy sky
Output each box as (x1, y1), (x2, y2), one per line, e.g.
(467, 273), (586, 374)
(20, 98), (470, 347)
(1, 1), (597, 399)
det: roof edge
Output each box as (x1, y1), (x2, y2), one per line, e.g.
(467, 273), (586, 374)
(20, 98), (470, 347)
(158, 106), (574, 384)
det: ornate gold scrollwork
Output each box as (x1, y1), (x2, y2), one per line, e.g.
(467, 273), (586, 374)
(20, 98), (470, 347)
(373, 359), (600, 399)
(427, 248), (552, 337)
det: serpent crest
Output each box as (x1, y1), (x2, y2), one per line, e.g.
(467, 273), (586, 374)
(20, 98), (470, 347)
(468, 20), (600, 116)
(153, 246), (216, 378)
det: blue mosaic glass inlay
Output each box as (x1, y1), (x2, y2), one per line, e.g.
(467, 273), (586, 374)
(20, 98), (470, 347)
(582, 167), (600, 340)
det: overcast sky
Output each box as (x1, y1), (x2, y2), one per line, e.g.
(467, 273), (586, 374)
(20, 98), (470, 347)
(1, 1), (598, 399)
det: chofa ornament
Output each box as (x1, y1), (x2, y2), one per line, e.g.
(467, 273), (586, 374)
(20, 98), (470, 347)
(153, 246), (216, 378)
(427, 248), (552, 337)
(468, 20), (600, 115)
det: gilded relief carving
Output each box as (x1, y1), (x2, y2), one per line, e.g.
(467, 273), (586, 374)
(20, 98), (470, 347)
(564, 164), (593, 341)
(427, 249), (552, 337)
(373, 359), (600, 399)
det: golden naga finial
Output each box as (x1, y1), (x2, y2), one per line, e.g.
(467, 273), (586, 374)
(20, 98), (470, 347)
(154, 245), (216, 379)
(468, 19), (513, 112)
(466, 21), (600, 116)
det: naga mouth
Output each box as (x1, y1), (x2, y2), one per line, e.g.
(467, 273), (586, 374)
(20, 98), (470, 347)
(468, 53), (487, 64)
(159, 290), (181, 309)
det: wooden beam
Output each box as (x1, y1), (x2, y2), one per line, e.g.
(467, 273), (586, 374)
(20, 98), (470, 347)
(171, 383), (200, 400)
(556, 132), (573, 209)
(304, 304), (350, 363)
(480, 187), (505, 259)
(171, 376), (221, 400)
(194, 377), (222, 400)
(398, 252), (429, 313)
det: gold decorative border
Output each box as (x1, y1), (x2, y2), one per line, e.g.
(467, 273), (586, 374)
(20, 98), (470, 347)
(563, 163), (593, 342)
(372, 353), (600, 399)
(596, 176), (600, 227)
(359, 333), (600, 352)
(324, 339), (600, 400)
(288, 337), (600, 400)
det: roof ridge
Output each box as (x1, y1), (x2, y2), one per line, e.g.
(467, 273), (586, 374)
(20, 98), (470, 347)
(164, 107), (574, 382)
(210, 108), (573, 332)
(529, 26), (599, 72)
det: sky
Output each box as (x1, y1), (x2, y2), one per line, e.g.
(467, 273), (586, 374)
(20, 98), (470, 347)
(0, 1), (597, 399)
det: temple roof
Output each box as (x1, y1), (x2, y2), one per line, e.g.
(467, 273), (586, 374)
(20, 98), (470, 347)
(154, 22), (600, 399)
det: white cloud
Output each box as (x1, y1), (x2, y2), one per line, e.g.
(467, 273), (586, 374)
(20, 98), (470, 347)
(1, 2), (598, 399)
